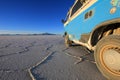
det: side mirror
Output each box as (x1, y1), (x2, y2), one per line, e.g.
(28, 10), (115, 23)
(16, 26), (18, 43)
(61, 19), (65, 23)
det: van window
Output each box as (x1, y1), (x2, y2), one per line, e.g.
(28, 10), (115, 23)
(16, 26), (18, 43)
(84, 10), (93, 19)
(71, 0), (83, 16)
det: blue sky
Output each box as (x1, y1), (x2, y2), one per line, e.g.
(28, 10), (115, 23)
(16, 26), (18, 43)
(0, 0), (74, 34)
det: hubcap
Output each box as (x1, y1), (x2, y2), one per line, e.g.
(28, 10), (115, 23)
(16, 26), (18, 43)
(103, 49), (120, 74)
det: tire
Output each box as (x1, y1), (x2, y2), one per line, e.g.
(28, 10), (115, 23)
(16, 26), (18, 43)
(64, 35), (72, 47)
(94, 35), (120, 80)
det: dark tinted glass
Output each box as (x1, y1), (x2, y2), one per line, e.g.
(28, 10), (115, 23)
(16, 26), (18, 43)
(71, 0), (82, 16)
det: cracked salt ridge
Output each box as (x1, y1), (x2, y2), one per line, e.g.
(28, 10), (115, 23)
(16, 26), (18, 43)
(28, 51), (56, 80)
(28, 47), (69, 80)
(0, 51), (52, 80)
(0, 69), (25, 73)
(27, 44), (55, 80)
(0, 45), (55, 79)
(31, 42), (106, 80)
(0, 35), (106, 80)
(45, 45), (53, 51)
(0, 42), (37, 58)
(0, 46), (52, 71)
(0, 43), (12, 49)
(0, 69), (30, 80)
(30, 51), (78, 80)
(0, 42), (52, 71)
(0, 70), (31, 80)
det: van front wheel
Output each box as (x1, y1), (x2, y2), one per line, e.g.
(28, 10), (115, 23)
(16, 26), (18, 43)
(94, 35), (120, 80)
(64, 35), (72, 47)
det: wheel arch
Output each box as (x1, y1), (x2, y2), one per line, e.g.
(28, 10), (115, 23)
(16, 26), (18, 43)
(89, 18), (120, 47)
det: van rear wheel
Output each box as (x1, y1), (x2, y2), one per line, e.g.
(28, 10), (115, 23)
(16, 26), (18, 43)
(94, 35), (120, 80)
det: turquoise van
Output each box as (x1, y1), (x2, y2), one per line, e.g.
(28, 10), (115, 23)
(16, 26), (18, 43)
(62, 0), (120, 80)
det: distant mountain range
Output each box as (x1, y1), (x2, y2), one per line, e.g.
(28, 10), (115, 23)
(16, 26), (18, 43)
(40, 33), (56, 35)
(0, 33), (57, 36)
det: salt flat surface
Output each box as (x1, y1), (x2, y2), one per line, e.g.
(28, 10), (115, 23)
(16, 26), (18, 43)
(0, 35), (106, 80)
